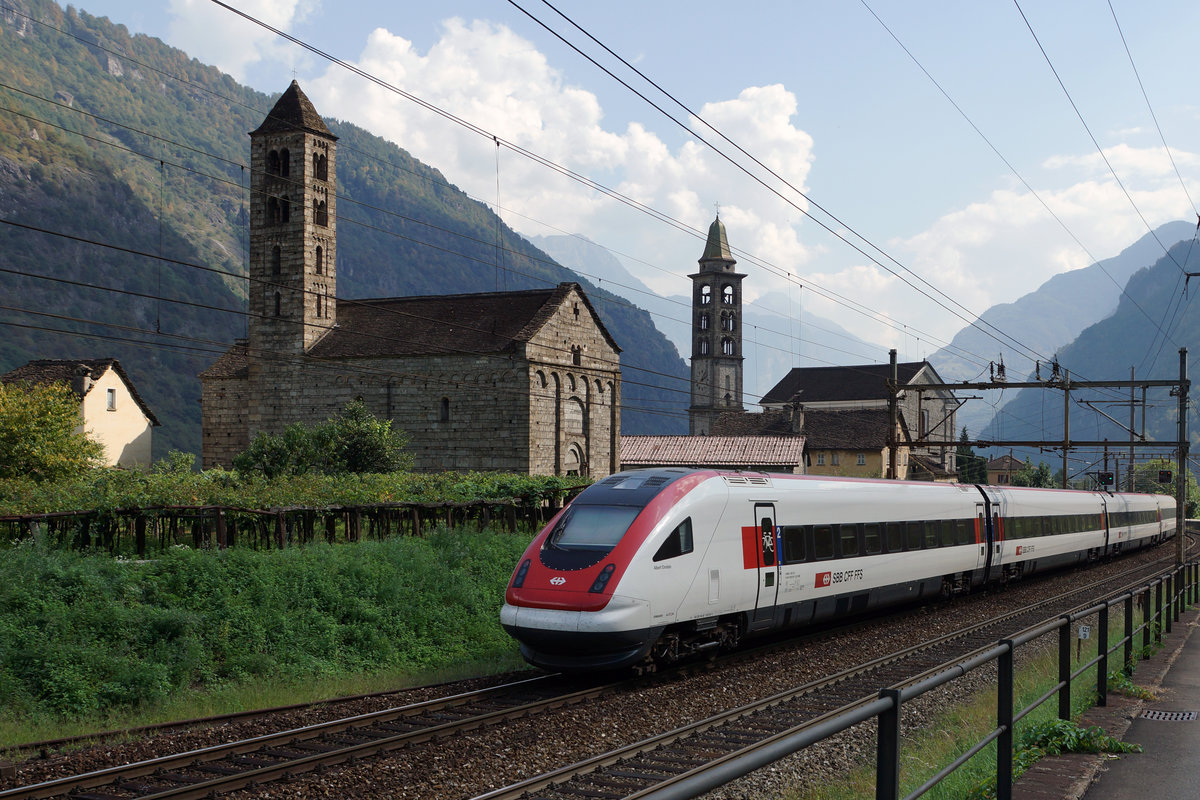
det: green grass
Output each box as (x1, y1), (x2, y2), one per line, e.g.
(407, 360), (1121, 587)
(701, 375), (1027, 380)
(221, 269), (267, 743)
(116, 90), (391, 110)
(0, 525), (534, 747)
(786, 610), (1163, 800)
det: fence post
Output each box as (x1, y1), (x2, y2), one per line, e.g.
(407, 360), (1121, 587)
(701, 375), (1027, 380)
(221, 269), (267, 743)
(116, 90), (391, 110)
(1124, 595), (1134, 675)
(1059, 616), (1073, 719)
(1097, 604), (1109, 707)
(998, 640), (1015, 800)
(1174, 570), (1181, 622)
(1166, 575), (1174, 633)
(1142, 587), (1151, 654)
(876, 688), (902, 800)
(135, 515), (147, 558)
(275, 513), (286, 549)
(1155, 580), (1164, 644)
(216, 509), (227, 549)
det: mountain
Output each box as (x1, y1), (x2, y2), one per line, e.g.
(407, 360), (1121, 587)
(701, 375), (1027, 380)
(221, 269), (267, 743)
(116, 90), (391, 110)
(0, 0), (689, 460)
(929, 221), (1196, 436)
(531, 233), (884, 407)
(975, 237), (1200, 465)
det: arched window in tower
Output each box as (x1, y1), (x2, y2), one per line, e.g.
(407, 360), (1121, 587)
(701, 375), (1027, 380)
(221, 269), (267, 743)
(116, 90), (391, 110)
(314, 198), (328, 227)
(267, 150), (281, 175)
(700, 285), (711, 305)
(280, 196), (290, 223)
(571, 345), (582, 366)
(315, 245), (323, 275)
(721, 284), (735, 304)
(699, 338), (710, 356)
(279, 148), (290, 177)
(316, 291), (323, 318)
(313, 152), (328, 181)
(721, 312), (735, 331)
(699, 313), (710, 330)
(440, 397), (450, 422)
(722, 337), (735, 355)
(268, 197), (280, 224)
(274, 291), (281, 317)
(271, 245), (281, 275)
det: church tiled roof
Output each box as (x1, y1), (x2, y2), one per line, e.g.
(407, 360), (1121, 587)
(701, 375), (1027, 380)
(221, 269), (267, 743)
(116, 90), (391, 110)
(1, 357), (160, 425)
(759, 361), (933, 405)
(621, 435), (805, 467)
(711, 409), (798, 436)
(250, 80), (336, 139)
(307, 282), (620, 359)
(198, 341), (249, 379)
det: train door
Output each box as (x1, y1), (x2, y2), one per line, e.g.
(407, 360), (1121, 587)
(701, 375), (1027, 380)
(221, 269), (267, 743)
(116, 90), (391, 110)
(750, 503), (779, 630)
(974, 487), (1002, 583)
(1100, 496), (1111, 556)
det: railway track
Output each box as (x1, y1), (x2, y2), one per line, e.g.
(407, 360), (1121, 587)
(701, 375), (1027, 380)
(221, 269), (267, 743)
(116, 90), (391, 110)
(472, 553), (1189, 800)
(0, 674), (614, 800)
(2, 543), (1187, 800)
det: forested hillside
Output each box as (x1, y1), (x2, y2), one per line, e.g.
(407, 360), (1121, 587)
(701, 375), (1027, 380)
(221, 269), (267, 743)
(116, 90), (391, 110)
(0, 0), (689, 460)
(977, 237), (1200, 460)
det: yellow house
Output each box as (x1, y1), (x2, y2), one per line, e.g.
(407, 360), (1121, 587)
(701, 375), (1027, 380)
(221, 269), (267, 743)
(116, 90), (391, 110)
(1, 359), (159, 468)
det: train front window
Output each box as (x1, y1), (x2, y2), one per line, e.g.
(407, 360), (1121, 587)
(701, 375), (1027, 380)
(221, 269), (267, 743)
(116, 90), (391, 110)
(548, 505), (641, 551)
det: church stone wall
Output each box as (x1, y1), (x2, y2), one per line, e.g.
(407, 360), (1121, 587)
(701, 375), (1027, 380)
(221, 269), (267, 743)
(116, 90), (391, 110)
(201, 376), (250, 469)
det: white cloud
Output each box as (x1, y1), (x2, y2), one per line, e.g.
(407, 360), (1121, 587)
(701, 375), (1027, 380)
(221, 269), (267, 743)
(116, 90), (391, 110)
(305, 20), (819, 299)
(166, 0), (314, 82)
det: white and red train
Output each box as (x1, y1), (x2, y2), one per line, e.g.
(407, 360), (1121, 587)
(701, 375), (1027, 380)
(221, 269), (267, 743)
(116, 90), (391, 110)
(501, 469), (1176, 671)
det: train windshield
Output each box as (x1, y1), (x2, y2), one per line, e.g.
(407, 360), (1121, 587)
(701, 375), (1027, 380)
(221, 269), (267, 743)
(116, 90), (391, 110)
(547, 505), (641, 551)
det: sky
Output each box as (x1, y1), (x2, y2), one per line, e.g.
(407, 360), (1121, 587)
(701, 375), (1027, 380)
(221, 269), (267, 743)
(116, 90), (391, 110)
(63, 0), (1200, 373)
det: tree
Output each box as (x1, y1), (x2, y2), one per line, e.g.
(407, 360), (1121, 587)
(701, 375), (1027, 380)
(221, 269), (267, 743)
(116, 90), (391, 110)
(1011, 458), (1054, 488)
(0, 381), (104, 482)
(956, 427), (988, 484)
(1131, 457), (1199, 517)
(233, 400), (411, 477)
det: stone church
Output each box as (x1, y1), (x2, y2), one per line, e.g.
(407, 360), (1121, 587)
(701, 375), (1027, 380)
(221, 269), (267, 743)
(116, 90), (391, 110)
(201, 82), (621, 477)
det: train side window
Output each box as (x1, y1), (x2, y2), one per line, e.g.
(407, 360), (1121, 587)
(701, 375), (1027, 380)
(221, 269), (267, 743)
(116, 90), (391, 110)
(863, 523), (882, 554)
(925, 521), (941, 549)
(652, 518), (694, 562)
(885, 522), (903, 553)
(813, 525), (835, 560)
(781, 526), (806, 564)
(906, 521), (924, 551)
(840, 524), (859, 558)
(955, 518), (972, 546)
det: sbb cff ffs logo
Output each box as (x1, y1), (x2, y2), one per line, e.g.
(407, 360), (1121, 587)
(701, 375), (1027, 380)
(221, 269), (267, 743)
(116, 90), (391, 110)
(816, 571), (832, 588)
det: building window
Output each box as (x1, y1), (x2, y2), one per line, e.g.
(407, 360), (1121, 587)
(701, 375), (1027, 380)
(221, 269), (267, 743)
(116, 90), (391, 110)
(699, 313), (709, 330)
(721, 312), (735, 331)
(856, 453), (866, 466)
(700, 285), (711, 305)
(267, 149), (281, 176)
(721, 284), (734, 304)
(571, 345), (582, 366)
(279, 148), (290, 177)
(274, 291), (281, 316)
(699, 339), (710, 356)
(313, 151), (328, 181)
(316, 291), (323, 318)
(106, 388), (116, 411)
(440, 397), (450, 422)
(816, 453), (825, 466)
(831, 453), (840, 466)
(315, 245), (323, 275)
(721, 338), (735, 355)
(271, 245), (281, 276)
(314, 198), (328, 227)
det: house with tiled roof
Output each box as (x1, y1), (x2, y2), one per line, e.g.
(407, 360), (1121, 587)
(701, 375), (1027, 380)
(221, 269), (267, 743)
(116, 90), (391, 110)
(1, 358), (159, 468)
(200, 83), (621, 476)
(987, 454), (1024, 485)
(757, 360), (959, 480)
(621, 434), (805, 473)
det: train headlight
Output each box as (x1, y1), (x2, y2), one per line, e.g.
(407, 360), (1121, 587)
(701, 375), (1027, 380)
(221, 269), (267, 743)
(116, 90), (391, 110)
(589, 563), (616, 593)
(512, 559), (532, 588)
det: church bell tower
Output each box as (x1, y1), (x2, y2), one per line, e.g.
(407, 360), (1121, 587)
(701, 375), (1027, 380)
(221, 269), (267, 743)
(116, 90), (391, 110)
(688, 215), (745, 435)
(247, 80), (337, 357)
